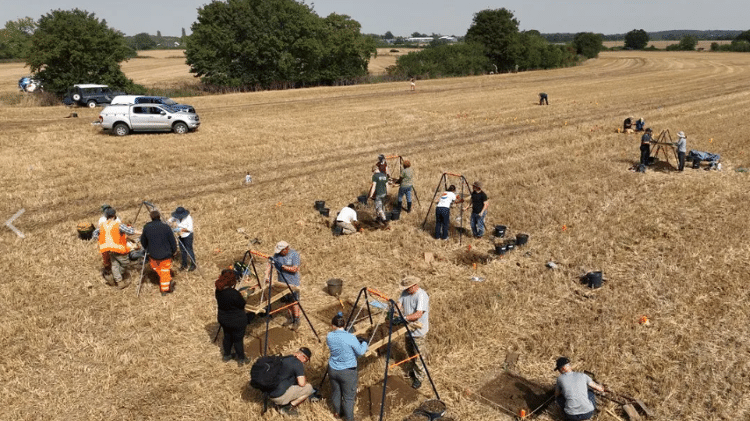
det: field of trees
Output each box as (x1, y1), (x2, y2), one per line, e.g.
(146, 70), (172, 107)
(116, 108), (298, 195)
(1, 50), (750, 420)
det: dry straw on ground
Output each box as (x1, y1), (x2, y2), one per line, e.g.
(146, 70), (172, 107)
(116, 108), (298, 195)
(1, 50), (750, 420)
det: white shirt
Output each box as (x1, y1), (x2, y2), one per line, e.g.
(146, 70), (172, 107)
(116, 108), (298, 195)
(436, 191), (457, 208)
(169, 215), (193, 238)
(336, 207), (358, 224)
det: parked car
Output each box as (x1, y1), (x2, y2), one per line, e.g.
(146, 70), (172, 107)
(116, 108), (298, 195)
(63, 84), (126, 108)
(97, 103), (200, 136)
(18, 76), (42, 93)
(110, 95), (196, 113)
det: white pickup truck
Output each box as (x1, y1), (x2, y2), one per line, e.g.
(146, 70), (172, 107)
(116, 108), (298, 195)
(98, 103), (200, 136)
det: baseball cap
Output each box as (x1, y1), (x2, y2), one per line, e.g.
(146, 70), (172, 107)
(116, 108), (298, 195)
(299, 347), (312, 360)
(554, 356), (570, 371)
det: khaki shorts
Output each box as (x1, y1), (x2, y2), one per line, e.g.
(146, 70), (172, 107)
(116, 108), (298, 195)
(270, 383), (314, 406)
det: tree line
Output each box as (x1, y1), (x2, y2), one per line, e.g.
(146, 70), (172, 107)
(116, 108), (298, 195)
(3, 1), (750, 97)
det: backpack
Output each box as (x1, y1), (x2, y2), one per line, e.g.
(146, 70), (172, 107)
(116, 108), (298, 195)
(250, 355), (286, 392)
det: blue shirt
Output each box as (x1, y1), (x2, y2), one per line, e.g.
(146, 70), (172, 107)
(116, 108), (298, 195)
(273, 248), (300, 287)
(327, 328), (368, 370)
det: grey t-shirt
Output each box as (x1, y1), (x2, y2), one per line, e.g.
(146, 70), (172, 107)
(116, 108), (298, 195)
(399, 288), (429, 337)
(556, 371), (594, 415)
(675, 137), (686, 153)
(400, 168), (414, 188)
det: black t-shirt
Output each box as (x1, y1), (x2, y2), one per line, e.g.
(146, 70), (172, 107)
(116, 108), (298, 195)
(470, 191), (488, 214)
(215, 288), (247, 329)
(269, 356), (304, 398)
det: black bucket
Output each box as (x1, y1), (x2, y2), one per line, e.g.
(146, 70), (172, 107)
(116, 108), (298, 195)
(418, 399), (447, 420)
(320, 208), (330, 217)
(357, 195), (368, 205)
(495, 245), (507, 255)
(77, 222), (95, 240)
(494, 225), (506, 238)
(314, 200), (325, 210)
(326, 278), (343, 296)
(583, 271), (603, 289)
(390, 210), (401, 221)
(516, 233), (529, 246)
(506, 243), (515, 252)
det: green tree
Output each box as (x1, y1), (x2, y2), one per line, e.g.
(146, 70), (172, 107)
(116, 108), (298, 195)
(131, 32), (157, 50)
(677, 35), (697, 51)
(384, 31), (394, 40)
(465, 8), (522, 72)
(186, 0), (374, 88)
(573, 32), (603, 58)
(734, 30), (750, 43)
(624, 29), (649, 50)
(27, 9), (136, 96)
(0, 17), (37, 59)
(393, 42), (489, 78)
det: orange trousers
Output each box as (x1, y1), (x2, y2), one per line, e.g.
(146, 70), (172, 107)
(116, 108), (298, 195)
(149, 257), (172, 292)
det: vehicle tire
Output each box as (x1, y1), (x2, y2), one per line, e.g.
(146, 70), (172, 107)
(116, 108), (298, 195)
(113, 123), (130, 136)
(172, 122), (188, 134)
(72, 93), (81, 101)
(87, 100), (97, 108)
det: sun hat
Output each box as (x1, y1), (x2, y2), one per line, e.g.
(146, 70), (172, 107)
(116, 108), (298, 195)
(274, 240), (290, 254)
(105, 207), (117, 218)
(101, 204), (111, 212)
(171, 207), (190, 220)
(400, 275), (420, 290)
(677, 131), (686, 138)
(554, 356), (570, 371)
(299, 347), (312, 360)
(473, 180), (483, 189)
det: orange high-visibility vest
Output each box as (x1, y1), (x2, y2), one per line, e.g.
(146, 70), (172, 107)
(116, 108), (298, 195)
(98, 219), (128, 254)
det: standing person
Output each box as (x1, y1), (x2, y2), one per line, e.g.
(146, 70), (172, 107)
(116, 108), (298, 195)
(245, 171), (253, 184)
(539, 92), (549, 105)
(675, 131), (687, 171)
(375, 154), (388, 175)
(140, 210), (177, 296)
(434, 185), (463, 240)
(215, 269), (249, 366)
(169, 206), (196, 271)
(465, 181), (489, 238)
(396, 159), (414, 213)
(266, 241), (302, 330)
(554, 357), (605, 421)
(398, 276), (429, 389)
(410, 77), (416, 92)
(269, 348), (315, 416)
(92, 204), (120, 276)
(326, 313), (368, 420)
(335, 204), (360, 235)
(640, 128), (653, 169)
(369, 166), (389, 228)
(98, 207), (136, 289)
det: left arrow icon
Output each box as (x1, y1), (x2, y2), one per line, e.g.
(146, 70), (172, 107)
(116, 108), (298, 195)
(5, 208), (26, 238)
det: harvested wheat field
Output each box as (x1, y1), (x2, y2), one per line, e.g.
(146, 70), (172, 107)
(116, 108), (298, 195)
(1, 50), (750, 421)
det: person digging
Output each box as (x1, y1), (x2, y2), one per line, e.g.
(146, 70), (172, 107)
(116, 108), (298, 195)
(554, 357), (605, 421)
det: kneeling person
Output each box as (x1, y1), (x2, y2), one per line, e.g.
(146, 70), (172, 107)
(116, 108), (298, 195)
(269, 348), (315, 416)
(336, 204), (360, 235)
(554, 357), (605, 421)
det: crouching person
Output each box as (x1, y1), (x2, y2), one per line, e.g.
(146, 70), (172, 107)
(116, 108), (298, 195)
(554, 357), (605, 421)
(269, 348), (315, 416)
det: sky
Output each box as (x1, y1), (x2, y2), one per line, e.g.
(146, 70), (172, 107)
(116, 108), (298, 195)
(2, 1), (747, 37)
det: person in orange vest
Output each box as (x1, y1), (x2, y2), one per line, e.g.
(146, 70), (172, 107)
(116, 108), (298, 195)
(98, 207), (136, 289)
(140, 210), (178, 296)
